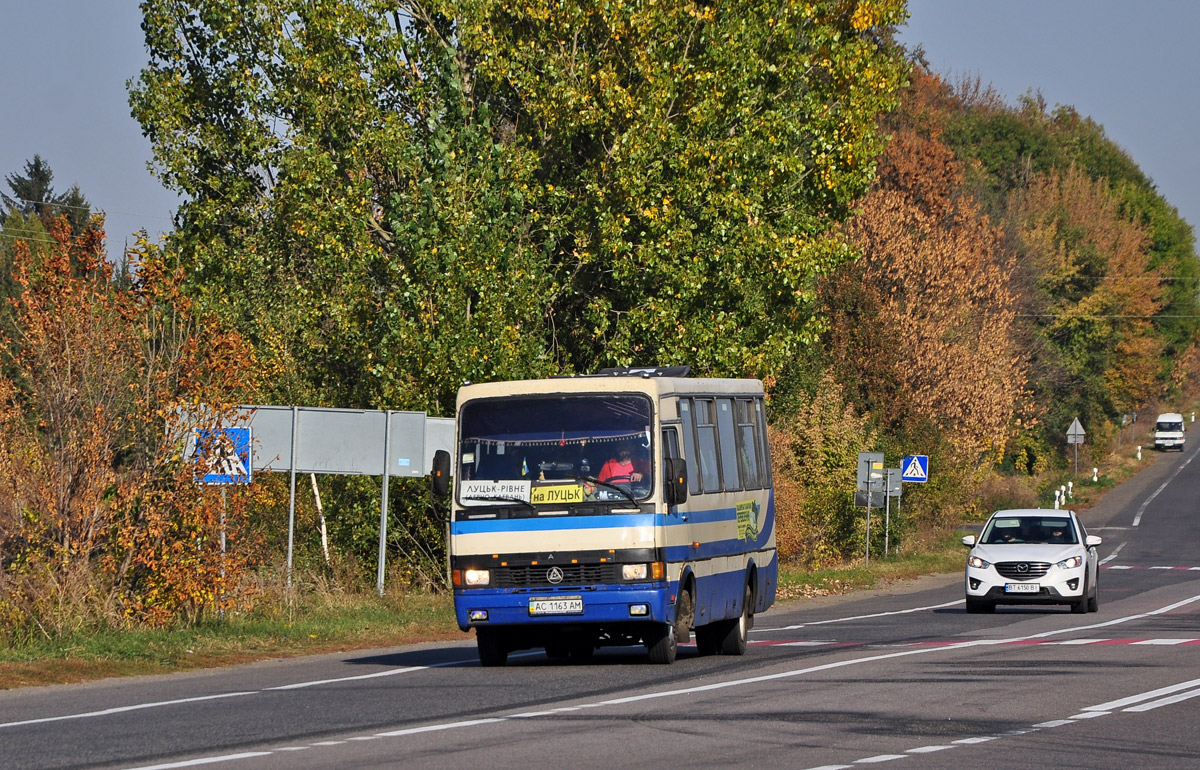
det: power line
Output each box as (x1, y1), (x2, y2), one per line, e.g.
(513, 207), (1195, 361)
(3, 195), (176, 221)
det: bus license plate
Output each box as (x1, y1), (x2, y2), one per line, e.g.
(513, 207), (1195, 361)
(529, 596), (584, 616)
(1005, 583), (1039, 593)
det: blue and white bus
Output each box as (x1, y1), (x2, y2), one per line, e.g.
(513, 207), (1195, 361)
(434, 367), (777, 665)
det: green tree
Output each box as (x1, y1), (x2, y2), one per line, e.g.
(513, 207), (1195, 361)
(461, 0), (912, 376)
(130, 1), (560, 412)
(2, 155), (92, 235)
(130, 0), (910, 406)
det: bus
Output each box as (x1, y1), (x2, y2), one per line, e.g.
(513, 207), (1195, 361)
(432, 366), (777, 665)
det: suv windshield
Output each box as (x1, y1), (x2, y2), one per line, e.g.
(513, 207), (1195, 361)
(981, 516), (1078, 545)
(457, 394), (653, 505)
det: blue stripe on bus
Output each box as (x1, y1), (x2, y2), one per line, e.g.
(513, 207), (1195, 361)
(452, 494), (775, 558)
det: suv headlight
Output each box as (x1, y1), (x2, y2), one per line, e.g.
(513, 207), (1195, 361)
(1056, 555), (1083, 569)
(968, 555), (991, 569)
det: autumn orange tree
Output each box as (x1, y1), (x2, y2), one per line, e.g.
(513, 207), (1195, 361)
(837, 128), (1023, 462)
(0, 218), (264, 639)
(812, 88), (1024, 538)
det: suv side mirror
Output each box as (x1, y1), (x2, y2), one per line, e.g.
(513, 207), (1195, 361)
(961, 535), (977, 547)
(664, 457), (688, 507)
(431, 449), (451, 498)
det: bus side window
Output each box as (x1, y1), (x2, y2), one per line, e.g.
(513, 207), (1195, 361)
(755, 399), (773, 485)
(716, 398), (741, 491)
(679, 399), (702, 495)
(694, 399), (722, 493)
(735, 399), (761, 489)
(662, 427), (681, 460)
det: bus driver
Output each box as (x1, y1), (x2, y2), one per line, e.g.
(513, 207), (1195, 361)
(598, 447), (643, 484)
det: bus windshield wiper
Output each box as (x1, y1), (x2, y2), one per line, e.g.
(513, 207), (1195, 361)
(576, 476), (639, 508)
(461, 494), (536, 513)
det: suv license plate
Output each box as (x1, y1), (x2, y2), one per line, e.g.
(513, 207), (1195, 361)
(1005, 583), (1040, 593)
(529, 596), (584, 616)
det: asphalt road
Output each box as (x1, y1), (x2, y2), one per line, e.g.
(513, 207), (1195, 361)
(1, 446), (1197, 770)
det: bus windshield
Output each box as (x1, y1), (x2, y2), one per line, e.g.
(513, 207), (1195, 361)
(457, 394), (654, 504)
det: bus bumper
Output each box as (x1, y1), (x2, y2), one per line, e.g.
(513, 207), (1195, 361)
(455, 584), (674, 631)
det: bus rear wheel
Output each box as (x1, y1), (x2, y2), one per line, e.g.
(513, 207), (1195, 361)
(716, 584), (752, 656)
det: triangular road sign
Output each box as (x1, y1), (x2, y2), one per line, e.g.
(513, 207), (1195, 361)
(901, 454), (928, 482)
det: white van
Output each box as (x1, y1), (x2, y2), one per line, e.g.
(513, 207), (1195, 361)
(1153, 412), (1186, 451)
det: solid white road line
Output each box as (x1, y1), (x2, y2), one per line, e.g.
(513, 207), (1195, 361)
(755, 600), (964, 633)
(1132, 446), (1197, 526)
(1083, 677), (1200, 712)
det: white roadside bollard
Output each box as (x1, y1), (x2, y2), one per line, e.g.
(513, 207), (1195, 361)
(1054, 489), (1061, 509)
(1068, 481), (1074, 500)
(1093, 467), (1098, 482)
(1137, 445), (1142, 461)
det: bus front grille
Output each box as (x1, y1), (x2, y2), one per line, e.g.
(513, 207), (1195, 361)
(494, 563), (620, 588)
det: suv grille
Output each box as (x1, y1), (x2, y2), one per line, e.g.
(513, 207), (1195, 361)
(493, 563), (621, 589)
(995, 561), (1051, 580)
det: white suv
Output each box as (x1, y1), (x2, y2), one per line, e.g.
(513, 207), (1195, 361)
(963, 509), (1101, 614)
(1153, 412), (1186, 451)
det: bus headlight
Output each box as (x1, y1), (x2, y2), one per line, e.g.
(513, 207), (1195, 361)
(463, 568), (491, 586)
(622, 564), (648, 581)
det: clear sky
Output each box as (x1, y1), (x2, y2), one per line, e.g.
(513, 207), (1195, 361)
(2, 1), (1198, 263)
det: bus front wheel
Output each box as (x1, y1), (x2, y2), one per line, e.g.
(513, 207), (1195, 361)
(645, 622), (677, 664)
(476, 628), (508, 667)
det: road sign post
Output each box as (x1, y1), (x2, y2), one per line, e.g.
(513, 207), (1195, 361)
(1066, 418), (1086, 475)
(893, 455), (928, 558)
(884, 468), (902, 556)
(857, 452), (885, 566)
(195, 427), (251, 618)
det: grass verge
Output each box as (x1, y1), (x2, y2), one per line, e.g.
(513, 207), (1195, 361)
(776, 533), (964, 601)
(0, 591), (459, 691)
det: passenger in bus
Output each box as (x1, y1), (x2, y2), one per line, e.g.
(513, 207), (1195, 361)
(598, 447), (644, 484)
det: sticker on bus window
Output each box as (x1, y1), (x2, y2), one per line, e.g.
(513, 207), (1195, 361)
(530, 484), (584, 505)
(461, 479), (531, 506)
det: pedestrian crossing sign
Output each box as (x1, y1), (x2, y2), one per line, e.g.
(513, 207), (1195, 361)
(901, 454), (928, 483)
(197, 427), (252, 485)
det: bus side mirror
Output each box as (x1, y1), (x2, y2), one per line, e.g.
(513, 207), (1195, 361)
(431, 449), (451, 498)
(664, 457), (688, 507)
